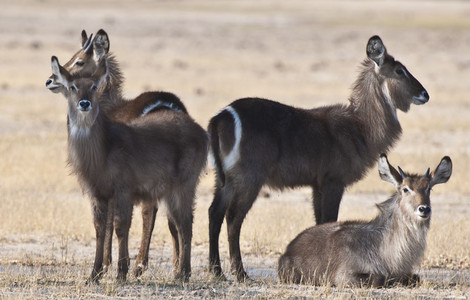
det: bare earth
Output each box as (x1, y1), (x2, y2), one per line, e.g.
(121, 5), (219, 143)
(1, 0), (469, 299)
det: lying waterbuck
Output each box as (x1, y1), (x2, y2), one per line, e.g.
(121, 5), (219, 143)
(52, 56), (208, 283)
(48, 29), (188, 277)
(208, 35), (429, 281)
(278, 154), (452, 287)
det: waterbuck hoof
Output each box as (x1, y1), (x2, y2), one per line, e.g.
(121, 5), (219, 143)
(133, 263), (146, 278)
(116, 273), (127, 283)
(174, 273), (191, 283)
(235, 271), (252, 283)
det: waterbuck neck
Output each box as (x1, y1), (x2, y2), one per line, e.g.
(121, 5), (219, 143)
(373, 194), (429, 274)
(67, 109), (110, 185)
(349, 60), (402, 153)
(99, 54), (124, 110)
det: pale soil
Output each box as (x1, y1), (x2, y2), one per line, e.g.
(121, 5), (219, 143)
(1, 0), (470, 298)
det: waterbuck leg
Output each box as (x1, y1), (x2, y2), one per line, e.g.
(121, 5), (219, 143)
(168, 218), (180, 271)
(87, 199), (109, 284)
(167, 191), (194, 282)
(103, 198), (114, 273)
(133, 202), (158, 278)
(226, 183), (262, 282)
(319, 180), (345, 224)
(114, 196), (133, 282)
(208, 182), (229, 279)
(312, 186), (322, 224)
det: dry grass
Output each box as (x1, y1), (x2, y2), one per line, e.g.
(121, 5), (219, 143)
(1, 0), (470, 298)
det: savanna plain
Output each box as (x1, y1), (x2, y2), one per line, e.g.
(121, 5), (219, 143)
(1, 0), (469, 299)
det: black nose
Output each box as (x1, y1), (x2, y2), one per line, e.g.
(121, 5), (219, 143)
(46, 79), (52, 86)
(421, 90), (429, 101)
(418, 205), (431, 215)
(78, 100), (91, 111)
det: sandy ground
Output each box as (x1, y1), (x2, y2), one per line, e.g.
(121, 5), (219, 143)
(1, 0), (470, 298)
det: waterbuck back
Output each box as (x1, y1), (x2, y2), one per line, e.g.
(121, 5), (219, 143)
(278, 155), (452, 287)
(208, 35), (430, 281)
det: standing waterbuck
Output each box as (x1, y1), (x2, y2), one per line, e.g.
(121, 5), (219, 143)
(46, 29), (188, 116)
(208, 35), (429, 281)
(48, 29), (189, 277)
(278, 154), (452, 287)
(52, 56), (208, 283)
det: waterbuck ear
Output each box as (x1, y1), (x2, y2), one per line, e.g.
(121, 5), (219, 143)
(83, 33), (94, 55)
(430, 156), (452, 187)
(81, 30), (88, 47)
(378, 154), (402, 187)
(93, 29), (110, 61)
(367, 35), (387, 67)
(51, 56), (71, 88)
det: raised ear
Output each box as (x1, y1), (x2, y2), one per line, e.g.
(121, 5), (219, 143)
(430, 156), (452, 187)
(51, 56), (71, 88)
(378, 154), (402, 187)
(93, 29), (110, 61)
(81, 30), (88, 47)
(83, 33), (94, 55)
(366, 35), (387, 67)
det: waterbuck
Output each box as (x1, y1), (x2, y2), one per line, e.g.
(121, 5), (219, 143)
(45, 29), (187, 116)
(208, 35), (430, 281)
(278, 154), (452, 287)
(52, 56), (208, 283)
(48, 29), (189, 277)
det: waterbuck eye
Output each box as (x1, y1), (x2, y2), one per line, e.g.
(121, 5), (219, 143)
(403, 187), (409, 193)
(91, 85), (97, 91)
(70, 85), (77, 92)
(395, 68), (406, 76)
(75, 61), (85, 67)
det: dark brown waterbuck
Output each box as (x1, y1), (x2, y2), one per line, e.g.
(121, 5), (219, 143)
(52, 56), (208, 283)
(48, 29), (189, 277)
(208, 36), (429, 281)
(278, 154), (452, 287)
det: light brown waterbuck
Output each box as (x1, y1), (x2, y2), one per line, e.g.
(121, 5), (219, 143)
(208, 35), (429, 281)
(48, 29), (189, 277)
(278, 154), (452, 287)
(46, 29), (188, 116)
(52, 56), (208, 283)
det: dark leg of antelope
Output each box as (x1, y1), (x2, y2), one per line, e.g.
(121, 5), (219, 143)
(133, 202), (158, 278)
(103, 199), (114, 274)
(312, 186), (322, 225)
(114, 197), (133, 282)
(87, 199), (109, 284)
(168, 191), (194, 282)
(319, 180), (345, 224)
(226, 183), (262, 282)
(168, 219), (180, 271)
(208, 182), (229, 279)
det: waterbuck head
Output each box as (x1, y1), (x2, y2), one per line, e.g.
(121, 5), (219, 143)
(378, 154), (452, 222)
(46, 29), (109, 94)
(51, 55), (108, 129)
(367, 35), (429, 112)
